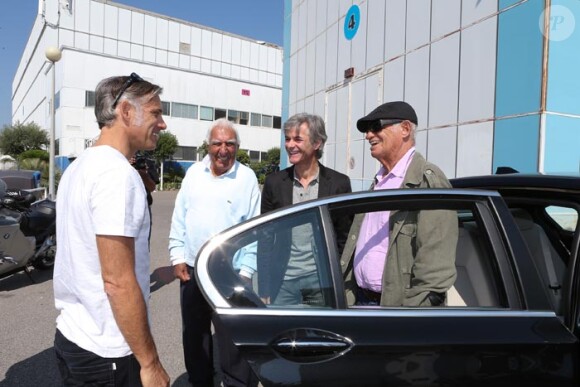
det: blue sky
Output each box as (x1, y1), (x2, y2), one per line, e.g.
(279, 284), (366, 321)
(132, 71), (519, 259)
(0, 0), (284, 128)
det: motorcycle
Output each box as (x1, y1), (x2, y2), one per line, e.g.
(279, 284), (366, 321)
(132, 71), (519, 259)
(0, 180), (56, 282)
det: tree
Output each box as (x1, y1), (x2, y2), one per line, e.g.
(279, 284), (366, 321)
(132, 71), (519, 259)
(198, 141), (209, 158)
(152, 131), (178, 162)
(18, 149), (49, 162)
(0, 121), (49, 157)
(250, 147), (280, 185)
(265, 147), (280, 165)
(149, 131), (179, 190)
(236, 149), (250, 165)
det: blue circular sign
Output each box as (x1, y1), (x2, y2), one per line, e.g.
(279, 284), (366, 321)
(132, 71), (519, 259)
(344, 5), (360, 40)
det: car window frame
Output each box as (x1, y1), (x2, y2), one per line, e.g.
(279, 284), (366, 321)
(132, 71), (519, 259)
(496, 195), (580, 330)
(197, 189), (553, 313)
(325, 193), (525, 310)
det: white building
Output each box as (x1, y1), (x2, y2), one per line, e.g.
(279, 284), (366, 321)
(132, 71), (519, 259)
(12, 0), (283, 165)
(284, 1), (580, 190)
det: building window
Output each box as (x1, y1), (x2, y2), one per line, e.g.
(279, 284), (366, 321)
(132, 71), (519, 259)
(251, 113), (261, 126)
(240, 111), (249, 125)
(183, 146), (197, 160)
(173, 146), (198, 161)
(215, 108), (227, 120)
(273, 116), (281, 129)
(249, 150), (260, 162)
(200, 106), (213, 121)
(228, 109), (240, 123)
(85, 91), (95, 107)
(262, 115), (273, 128)
(260, 152), (267, 161)
(172, 103), (198, 119)
(173, 147), (183, 160)
(227, 110), (249, 125)
(161, 101), (171, 116)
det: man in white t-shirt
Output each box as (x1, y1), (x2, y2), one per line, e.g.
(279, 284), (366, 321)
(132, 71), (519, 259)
(53, 73), (169, 387)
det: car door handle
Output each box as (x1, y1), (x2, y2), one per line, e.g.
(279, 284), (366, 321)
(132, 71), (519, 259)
(271, 328), (354, 363)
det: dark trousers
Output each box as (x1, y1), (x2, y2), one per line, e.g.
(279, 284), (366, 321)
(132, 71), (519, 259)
(180, 266), (258, 387)
(180, 267), (214, 386)
(273, 273), (324, 306)
(355, 287), (381, 306)
(54, 329), (142, 386)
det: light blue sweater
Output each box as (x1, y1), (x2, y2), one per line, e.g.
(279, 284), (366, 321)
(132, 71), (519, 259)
(168, 157), (261, 276)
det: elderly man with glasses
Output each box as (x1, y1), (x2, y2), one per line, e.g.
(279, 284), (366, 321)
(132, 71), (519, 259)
(169, 118), (261, 387)
(341, 101), (458, 307)
(53, 73), (170, 386)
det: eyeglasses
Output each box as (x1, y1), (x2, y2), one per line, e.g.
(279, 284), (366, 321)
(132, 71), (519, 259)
(210, 140), (238, 148)
(112, 72), (144, 108)
(367, 119), (403, 133)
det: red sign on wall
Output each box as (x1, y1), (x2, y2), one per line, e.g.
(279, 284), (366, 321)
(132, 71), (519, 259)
(242, 89), (250, 96)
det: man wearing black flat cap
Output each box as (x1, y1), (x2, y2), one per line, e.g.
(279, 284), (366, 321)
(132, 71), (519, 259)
(340, 101), (458, 307)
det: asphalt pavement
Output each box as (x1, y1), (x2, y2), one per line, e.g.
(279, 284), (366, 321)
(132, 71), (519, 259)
(0, 190), (195, 386)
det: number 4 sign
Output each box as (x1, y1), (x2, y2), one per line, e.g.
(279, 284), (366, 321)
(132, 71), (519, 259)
(344, 5), (360, 40)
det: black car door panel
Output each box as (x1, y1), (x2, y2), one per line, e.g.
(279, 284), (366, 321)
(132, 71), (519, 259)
(196, 190), (579, 386)
(215, 309), (577, 386)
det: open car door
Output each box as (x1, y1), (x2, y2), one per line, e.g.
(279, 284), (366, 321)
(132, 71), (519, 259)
(196, 189), (579, 386)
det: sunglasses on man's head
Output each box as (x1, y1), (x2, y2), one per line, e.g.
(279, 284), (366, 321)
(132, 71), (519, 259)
(112, 72), (144, 108)
(366, 119), (403, 133)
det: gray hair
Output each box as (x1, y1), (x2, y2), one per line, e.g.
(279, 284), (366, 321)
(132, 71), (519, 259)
(94, 75), (162, 129)
(408, 121), (417, 143)
(284, 113), (327, 159)
(206, 118), (241, 145)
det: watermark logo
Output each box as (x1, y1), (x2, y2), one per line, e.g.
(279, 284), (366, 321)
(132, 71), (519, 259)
(539, 5), (575, 42)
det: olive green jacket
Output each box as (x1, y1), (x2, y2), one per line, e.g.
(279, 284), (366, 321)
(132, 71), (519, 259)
(340, 152), (458, 306)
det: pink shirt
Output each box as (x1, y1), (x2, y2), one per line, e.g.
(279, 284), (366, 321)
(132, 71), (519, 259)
(354, 148), (415, 292)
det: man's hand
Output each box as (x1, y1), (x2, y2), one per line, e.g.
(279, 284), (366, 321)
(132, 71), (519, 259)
(173, 263), (190, 282)
(260, 296), (271, 305)
(140, 359), (170, 387)
(137, 169), (157, 193)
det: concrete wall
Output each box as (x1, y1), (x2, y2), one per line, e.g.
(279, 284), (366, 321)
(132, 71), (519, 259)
(284, 0), (580, 188)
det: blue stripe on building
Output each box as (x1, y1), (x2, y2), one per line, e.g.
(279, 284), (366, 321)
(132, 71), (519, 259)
(493, 115), (540, 173)
(494, 0), (545, 172)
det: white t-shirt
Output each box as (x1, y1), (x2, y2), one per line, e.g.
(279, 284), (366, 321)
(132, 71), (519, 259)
(54, 145), (150, 358)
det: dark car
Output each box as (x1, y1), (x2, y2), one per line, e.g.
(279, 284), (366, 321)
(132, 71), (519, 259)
(195, 175), (580, 386)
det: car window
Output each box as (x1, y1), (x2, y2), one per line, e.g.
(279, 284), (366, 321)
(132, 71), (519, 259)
(329, 202), (506, 309)
(204, 197), (509, 310)
(452, 209), (503, 307)
(545, 205), (578, 232)
(206, 208), (335, 309)
(257, 209), (335, 308)
(510, 207), (570, 315)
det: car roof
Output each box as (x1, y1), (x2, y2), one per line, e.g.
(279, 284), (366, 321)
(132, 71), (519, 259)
(451, 174), (580, 190)
(450, 174), (580, 203)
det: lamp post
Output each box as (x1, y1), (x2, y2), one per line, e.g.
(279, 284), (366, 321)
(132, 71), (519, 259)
(45, 46), (61, 200)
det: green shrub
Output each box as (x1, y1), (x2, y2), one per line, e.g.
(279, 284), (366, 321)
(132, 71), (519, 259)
(19, 149), (49, 162)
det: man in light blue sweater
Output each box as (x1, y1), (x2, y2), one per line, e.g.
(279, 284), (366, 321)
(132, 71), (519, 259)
(169, 118), (260, 387)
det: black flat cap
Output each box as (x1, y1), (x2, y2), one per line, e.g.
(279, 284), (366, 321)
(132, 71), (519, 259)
(356, 101), (418, 132)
